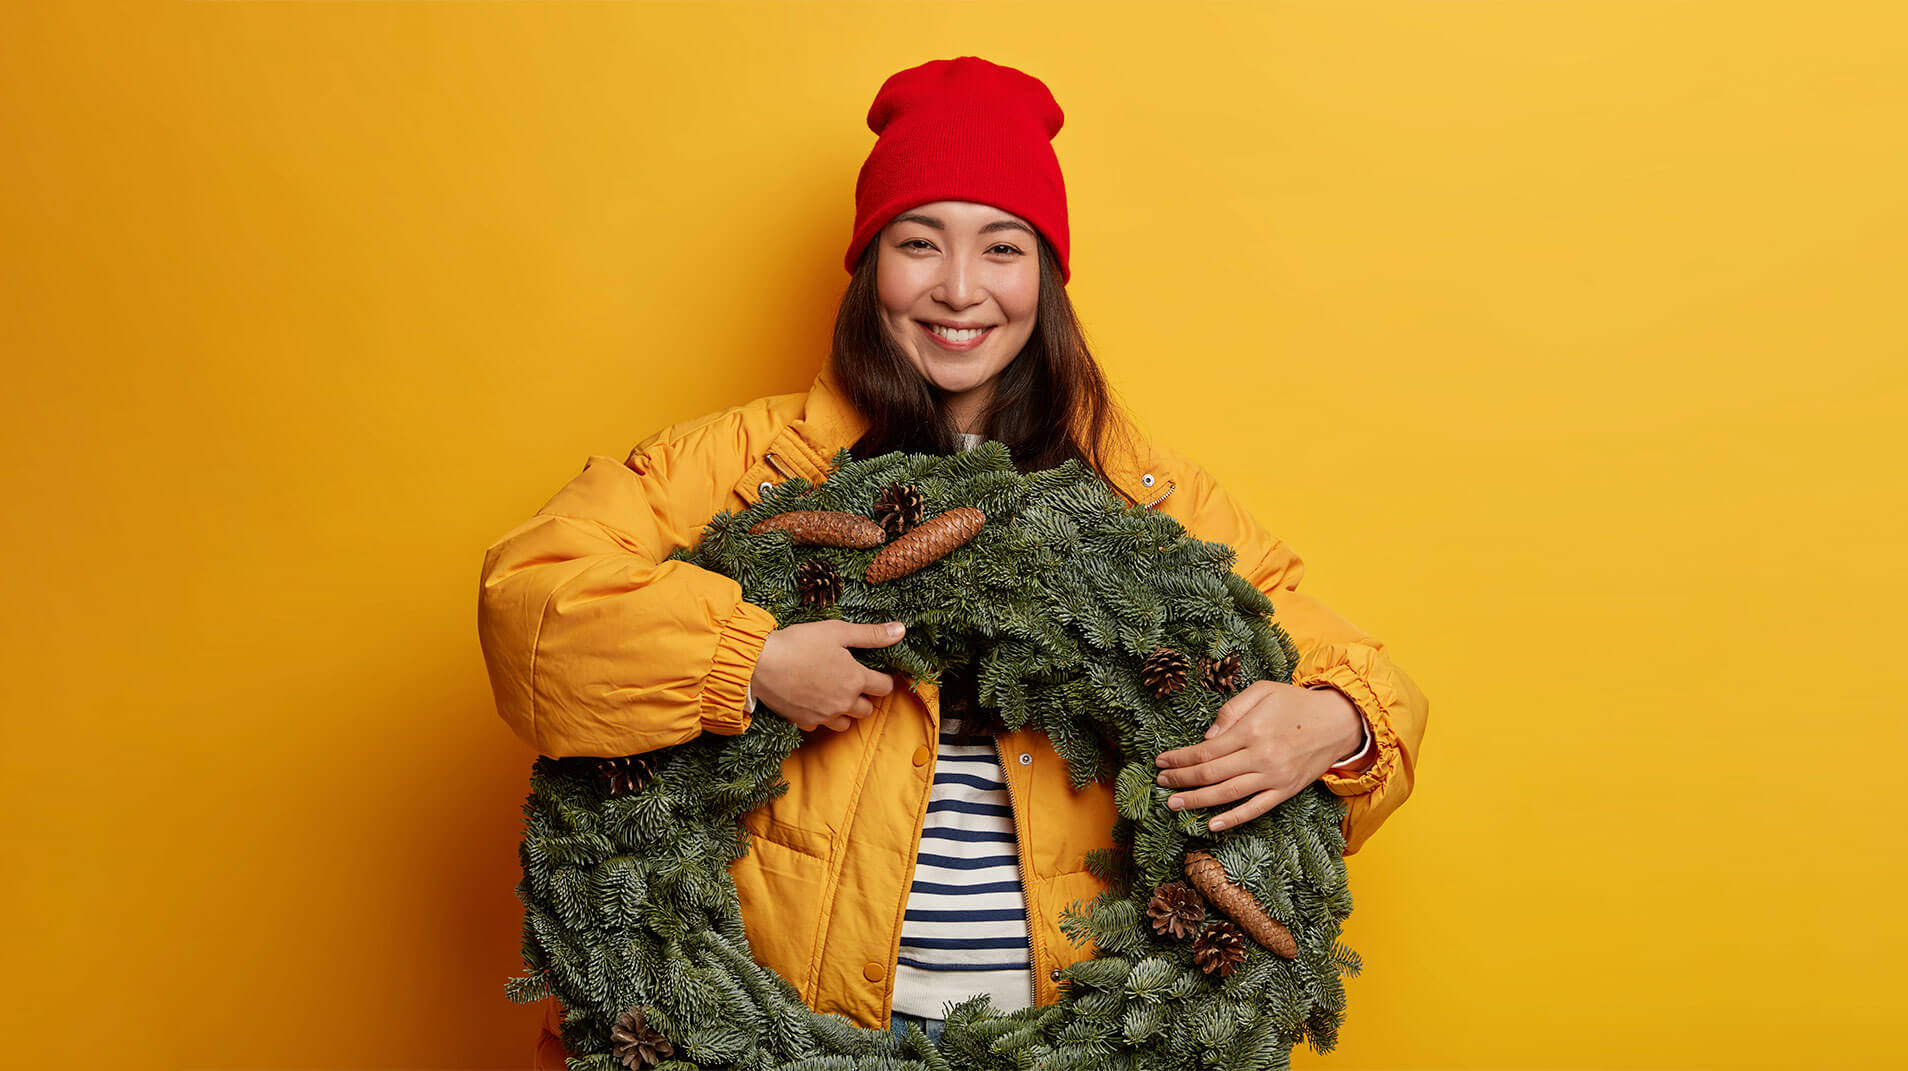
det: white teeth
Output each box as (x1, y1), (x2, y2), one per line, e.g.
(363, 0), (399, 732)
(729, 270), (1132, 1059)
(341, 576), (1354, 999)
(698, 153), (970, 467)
(926, 324), (989, 343)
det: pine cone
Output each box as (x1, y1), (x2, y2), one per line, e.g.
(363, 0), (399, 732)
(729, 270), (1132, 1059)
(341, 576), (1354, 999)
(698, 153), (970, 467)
(1184, 850), (1299, 958)
(794, 558), (842, 608)
(1192, 920), (1249, 978)
(749, 510), (886, 548)
(1198, 651), (1242, 694)
(596, 755), (655, 798)
(1145, 881), (1206, 940)
(865, 507), (985, 583)
(610, 1007), (673, 1069)
(1141, 647), (1190, 698)
(871, 482), (926, 537)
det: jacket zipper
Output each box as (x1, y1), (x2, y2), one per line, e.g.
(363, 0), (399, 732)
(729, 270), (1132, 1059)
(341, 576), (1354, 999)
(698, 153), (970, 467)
(764, 450), (794, 480)
(994, 736), (1040, 1011)
(1141, 478), (1176, 510)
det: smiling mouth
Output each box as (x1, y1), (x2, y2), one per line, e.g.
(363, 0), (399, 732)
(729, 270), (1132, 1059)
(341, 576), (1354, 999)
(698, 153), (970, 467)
(918, 322), (995, 344)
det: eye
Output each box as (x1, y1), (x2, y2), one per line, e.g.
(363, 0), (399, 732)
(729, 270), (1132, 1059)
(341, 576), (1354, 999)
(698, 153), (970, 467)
(899, 238), (935, 251)
(989, 243), (1025, 256)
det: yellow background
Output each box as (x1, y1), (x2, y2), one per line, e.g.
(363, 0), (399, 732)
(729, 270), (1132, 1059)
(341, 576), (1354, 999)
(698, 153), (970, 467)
(3, 1), (1902, 1068)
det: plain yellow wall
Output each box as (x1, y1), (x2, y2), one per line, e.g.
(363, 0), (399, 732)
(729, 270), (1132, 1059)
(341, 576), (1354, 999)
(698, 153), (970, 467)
(3, 2), (1903, 1068)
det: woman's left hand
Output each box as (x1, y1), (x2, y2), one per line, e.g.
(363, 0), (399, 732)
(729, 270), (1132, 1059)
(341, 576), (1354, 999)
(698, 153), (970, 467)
(1154, 681), (1364, 832)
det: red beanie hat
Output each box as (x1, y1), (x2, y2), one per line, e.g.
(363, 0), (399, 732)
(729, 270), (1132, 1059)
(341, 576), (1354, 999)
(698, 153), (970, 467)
(845, 57), (1072, 284)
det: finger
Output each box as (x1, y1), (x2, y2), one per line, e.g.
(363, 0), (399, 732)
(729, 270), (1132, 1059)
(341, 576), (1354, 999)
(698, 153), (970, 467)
(841, 621), (907, 648)
(1206, 787), (1291, 832)
(824, 715), (853, 732)
(862, 671), (897, 697)
(848, 695), (875, 718)
(1162, 773), (1264, 813)
(1204, 681), (1273, 740)
(1155, 749), (1255, 791)
(1204, 700), (1247, 740)
(1156, 732), (1244, 769)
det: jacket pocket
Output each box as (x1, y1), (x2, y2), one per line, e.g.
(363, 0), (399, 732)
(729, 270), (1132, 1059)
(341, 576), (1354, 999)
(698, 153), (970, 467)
(740, 808), (834, 861)
(732, 811), (835, 1003)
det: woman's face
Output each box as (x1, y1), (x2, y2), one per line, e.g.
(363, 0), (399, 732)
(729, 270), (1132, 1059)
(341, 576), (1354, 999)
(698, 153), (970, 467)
(874, 200), (1041, 432)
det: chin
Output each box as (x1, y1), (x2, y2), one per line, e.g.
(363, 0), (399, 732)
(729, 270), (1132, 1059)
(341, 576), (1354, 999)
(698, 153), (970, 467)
(927, 371), (981, 392)
(925, 371), (993, 396)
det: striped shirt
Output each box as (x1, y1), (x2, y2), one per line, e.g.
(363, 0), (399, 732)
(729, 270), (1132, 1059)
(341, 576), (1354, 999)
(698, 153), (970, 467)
(890, 429), (1034, 1019)
(890, 724), (1034, 1017)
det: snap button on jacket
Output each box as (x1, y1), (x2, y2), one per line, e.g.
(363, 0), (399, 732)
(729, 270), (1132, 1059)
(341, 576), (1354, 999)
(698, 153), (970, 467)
(477, 365), (1429, 1067)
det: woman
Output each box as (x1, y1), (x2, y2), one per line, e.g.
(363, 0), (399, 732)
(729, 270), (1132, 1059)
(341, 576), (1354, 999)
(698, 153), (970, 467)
(477, 56), (1427, 1067)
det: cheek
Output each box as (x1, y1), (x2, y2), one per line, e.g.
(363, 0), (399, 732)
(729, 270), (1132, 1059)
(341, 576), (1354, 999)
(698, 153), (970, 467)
(1004, 272), (1040, 324)
(874, 278), (908, 321)
(1005, 287), (1040, 338)
(874, 258), (921, 320)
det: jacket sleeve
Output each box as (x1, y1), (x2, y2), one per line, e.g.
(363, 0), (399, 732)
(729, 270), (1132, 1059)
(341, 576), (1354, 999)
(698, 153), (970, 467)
(477, 437), (778, 758)
(1178, 464), (1428, 856)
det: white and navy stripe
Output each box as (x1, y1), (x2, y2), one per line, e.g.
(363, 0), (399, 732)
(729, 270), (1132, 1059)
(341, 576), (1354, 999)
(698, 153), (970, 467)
(890, 732), (1033, 1017)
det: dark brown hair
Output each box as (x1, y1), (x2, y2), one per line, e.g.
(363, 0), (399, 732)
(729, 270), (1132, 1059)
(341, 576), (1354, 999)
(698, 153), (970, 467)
(830, 232), (1138, 505)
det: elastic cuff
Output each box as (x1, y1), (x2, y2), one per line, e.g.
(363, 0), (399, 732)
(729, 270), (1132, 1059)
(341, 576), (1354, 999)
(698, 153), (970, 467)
(700, 600), (776, 735)
(1296, 665), (1394, 797)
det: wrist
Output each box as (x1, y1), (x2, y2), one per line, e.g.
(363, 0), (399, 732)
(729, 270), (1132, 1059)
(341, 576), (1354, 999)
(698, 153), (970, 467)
(1305, 683), (1370, 768)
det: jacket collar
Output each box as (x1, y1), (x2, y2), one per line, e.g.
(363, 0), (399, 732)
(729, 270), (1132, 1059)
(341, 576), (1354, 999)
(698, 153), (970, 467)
(782, 363), (1165, 509)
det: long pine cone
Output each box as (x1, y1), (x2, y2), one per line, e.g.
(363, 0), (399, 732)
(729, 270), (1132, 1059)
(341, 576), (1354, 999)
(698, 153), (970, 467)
(749, 510), (886, 548)
(1184, 850), (1298, 958)
(864, 507), (985, 583)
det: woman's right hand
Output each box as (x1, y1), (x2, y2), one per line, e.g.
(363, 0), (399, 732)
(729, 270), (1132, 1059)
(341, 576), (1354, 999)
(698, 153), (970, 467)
(750, 620), (907, 733)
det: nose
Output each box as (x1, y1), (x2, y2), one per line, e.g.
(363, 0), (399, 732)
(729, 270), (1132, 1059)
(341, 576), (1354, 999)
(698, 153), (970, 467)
(933, 253), (981, 310)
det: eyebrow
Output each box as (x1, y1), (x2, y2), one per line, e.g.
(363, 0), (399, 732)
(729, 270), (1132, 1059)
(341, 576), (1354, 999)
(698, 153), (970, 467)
(892, 212), (1034, 237)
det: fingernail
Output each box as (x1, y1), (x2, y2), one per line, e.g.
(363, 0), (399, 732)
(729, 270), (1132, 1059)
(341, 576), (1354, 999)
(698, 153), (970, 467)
(1168, 797), (1183, 810)
(1209, 819), (1226, 831)
(1155, 773), (1167, 785)
(889, 623), (904, 637)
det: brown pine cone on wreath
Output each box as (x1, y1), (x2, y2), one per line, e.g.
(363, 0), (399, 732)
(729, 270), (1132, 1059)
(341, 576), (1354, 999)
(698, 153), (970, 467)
(865, 507), (985, 583)
(1145, 881), (1206, 940)
(596, 755), (655, 798)
(1141, 647), (1190, 698)
(610, 1007), (673, 1069)
(1184, 850), (1299, 958)
(1198, 651), (1243, 694)
(1192, 920), (1249, 978)
(794, 558), (842, 608)
(871, 482), (926, 537)
(749, 510), (887, 548)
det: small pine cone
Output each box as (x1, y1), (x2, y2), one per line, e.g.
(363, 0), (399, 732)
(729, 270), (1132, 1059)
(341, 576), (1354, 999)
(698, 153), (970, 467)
(1192, 920), (1249, 978)
(871, 482), (926, 537)
(749, 510), (886, 548)
(1184, 850), (1299, 958)
(1198, 652), (1243, 694)
(610, 1007), (674, 1069)
(1145, 881), (1206, 940)
(865, 507), (985, 583)
(1141, 647), (1190, 699)
(596, 755), (655, 798)
(794, 558), (842, 608)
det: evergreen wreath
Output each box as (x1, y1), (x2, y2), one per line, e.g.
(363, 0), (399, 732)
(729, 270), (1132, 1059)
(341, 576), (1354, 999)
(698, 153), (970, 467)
(508, 443), (1362, 1071)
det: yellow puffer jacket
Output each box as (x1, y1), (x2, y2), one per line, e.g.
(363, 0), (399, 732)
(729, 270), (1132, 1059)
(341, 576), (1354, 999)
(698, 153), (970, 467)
(476, 365), (1428, 1067)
